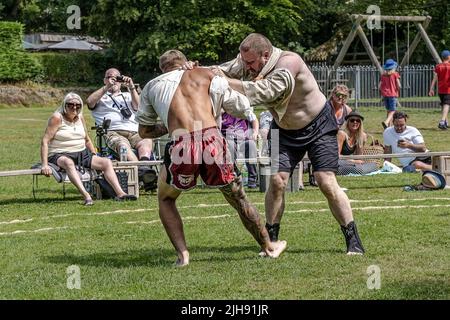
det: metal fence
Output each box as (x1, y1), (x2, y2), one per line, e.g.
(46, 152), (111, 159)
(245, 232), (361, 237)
(309, 64), (439, 109)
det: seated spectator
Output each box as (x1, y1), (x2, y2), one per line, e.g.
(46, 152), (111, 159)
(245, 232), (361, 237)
(330, 85), (352, 128)
(221, 112), (259, 188)
(383, 111), (432, 172)
(337, 111), (378, 175)
(40, 93), (137, 205)
(86, 68), (156, 190)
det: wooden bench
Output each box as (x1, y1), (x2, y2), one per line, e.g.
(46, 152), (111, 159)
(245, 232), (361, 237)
(0, 168), (96, 199)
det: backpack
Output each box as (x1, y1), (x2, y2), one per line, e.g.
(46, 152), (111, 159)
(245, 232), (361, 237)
(95, 171), (128, 199)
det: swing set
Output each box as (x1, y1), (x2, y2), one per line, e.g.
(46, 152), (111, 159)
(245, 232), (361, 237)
(333, 15), (442, 72)
(327, 14), (442, 93)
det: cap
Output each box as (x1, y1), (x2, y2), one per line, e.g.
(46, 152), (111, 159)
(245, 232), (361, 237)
(345, 110), (364, 121)
(441, 50), (450, 59)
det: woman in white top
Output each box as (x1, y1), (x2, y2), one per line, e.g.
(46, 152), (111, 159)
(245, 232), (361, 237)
(40, 92), (136, 205)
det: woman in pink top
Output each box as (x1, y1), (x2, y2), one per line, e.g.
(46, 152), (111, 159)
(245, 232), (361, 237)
(379, 59), (401, 130)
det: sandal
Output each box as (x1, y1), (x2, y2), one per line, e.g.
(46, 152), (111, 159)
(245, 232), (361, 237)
(84, 199), (94, 206)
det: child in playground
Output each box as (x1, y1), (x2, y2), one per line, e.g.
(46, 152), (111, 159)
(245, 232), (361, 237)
(380, 59), (401, 130)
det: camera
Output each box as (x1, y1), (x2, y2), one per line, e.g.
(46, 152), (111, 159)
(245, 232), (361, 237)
(115, 75), (125, 82)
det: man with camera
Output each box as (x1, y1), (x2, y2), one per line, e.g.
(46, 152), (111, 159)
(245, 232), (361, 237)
(87, 68), (156, 190)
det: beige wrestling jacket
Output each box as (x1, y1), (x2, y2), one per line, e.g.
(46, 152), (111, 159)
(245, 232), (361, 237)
(219, 47), (295, 123)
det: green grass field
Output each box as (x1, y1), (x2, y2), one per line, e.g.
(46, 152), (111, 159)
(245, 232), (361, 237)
(0, 106), (449, 300)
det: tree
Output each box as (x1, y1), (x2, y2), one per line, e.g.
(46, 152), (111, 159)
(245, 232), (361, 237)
(87, 0), (304, 73)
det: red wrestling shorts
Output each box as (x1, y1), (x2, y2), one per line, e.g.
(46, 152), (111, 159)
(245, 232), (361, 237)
(164, 127), (235, 190)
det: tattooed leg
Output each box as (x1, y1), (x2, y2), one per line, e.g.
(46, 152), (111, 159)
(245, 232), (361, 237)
(219, 176), (287, 257)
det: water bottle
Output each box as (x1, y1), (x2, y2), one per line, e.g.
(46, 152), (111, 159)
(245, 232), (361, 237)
(119, 146), (127, 162)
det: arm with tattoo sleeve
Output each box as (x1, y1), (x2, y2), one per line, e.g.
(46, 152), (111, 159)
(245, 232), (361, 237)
(138, 123), (168, 139)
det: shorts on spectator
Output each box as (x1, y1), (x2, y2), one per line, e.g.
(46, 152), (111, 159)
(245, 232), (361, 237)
(439, 94), (450, 107)
(383, 97), (397, 111)
(105, 130), (143, 152)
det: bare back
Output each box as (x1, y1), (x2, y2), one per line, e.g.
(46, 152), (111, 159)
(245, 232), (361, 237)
(167, 68), (218, 135)
(274, 52), (327, 129)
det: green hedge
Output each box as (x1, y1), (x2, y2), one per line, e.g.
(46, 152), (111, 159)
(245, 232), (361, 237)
(0, 21), (22, 51)
(34, 51), (115, 86)
(0, 21), (42, 82)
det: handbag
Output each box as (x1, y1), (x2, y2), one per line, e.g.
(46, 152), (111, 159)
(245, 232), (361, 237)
(362, 135), (385, 168)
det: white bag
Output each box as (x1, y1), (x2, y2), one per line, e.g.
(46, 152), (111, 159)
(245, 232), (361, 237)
(381, 160), (402, 173)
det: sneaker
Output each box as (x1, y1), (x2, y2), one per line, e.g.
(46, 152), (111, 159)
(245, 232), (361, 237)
(340, 221), (365, 255)
(438, 121), (448, 130)
(265, 222), (280, 242)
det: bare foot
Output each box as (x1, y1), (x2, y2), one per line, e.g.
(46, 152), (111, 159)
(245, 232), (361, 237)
(260, 240), (287, 258)
(174, 250), (189, 267)
(174, 258), (189, 267)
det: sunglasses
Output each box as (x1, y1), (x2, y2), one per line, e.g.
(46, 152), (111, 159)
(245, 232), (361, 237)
(335, 93), (348, 99)
(66, 103), (82, 110)
(348, 118), (361, 123)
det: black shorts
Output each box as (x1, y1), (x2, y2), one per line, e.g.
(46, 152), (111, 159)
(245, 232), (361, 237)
(409, 156), (431, 166)
(439, 94), (450, 106)
(48, 149), (94, 169)
(268, 101), (339, 174)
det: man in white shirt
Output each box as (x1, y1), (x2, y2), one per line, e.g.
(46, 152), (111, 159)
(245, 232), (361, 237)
(87, 68), (153, 162)
(383, 111), (432, 172)
(87, 68), (156, 190)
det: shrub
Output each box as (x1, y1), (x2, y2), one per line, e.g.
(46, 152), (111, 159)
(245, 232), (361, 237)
(34, 51), (116, 86)
(0, 21), (43, 82)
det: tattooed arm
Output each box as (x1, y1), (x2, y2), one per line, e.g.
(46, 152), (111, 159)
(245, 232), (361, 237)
(138, 123), (168, 139)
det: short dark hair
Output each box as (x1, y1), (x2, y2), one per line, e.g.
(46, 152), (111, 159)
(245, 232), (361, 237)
(393, 111), (408, 121)
(159, 50), (187, 72)
(239, 33), (273, 56)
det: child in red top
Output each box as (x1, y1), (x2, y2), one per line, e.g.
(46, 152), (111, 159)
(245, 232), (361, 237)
(379, 59), (401, 130)
(429, 50), (450, 130)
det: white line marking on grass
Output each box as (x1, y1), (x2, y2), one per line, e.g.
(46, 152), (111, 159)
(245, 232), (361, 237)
(125, 214), (232, 225)
(4, 197), (449, 225)
(0, 226), (68, 236)
(286, 204), (450, 213)
(0, 218), (33, 225)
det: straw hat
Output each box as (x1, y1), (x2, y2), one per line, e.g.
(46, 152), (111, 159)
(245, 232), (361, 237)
(421, 170), (446, 189)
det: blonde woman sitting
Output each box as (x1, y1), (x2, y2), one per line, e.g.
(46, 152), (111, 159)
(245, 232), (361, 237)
(40, 92), (137, 205)
(337, 111), (378, 175)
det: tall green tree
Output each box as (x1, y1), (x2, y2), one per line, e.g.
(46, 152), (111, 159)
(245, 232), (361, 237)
(87, 0), (304, 73)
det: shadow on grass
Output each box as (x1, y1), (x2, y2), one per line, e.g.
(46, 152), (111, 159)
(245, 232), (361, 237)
(0, 196), (80, 206)
(385, 279), (450, 299)
(43, 245), (261, 268)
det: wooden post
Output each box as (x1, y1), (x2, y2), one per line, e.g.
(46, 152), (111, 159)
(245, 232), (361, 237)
(417, 22), (442, 64)
(333, 16), (363, 69)
(400, 19), (431, 67)
(350, 15), (428, 22)
(356, 25), (383, 73)
(328, 15), (364, 91)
